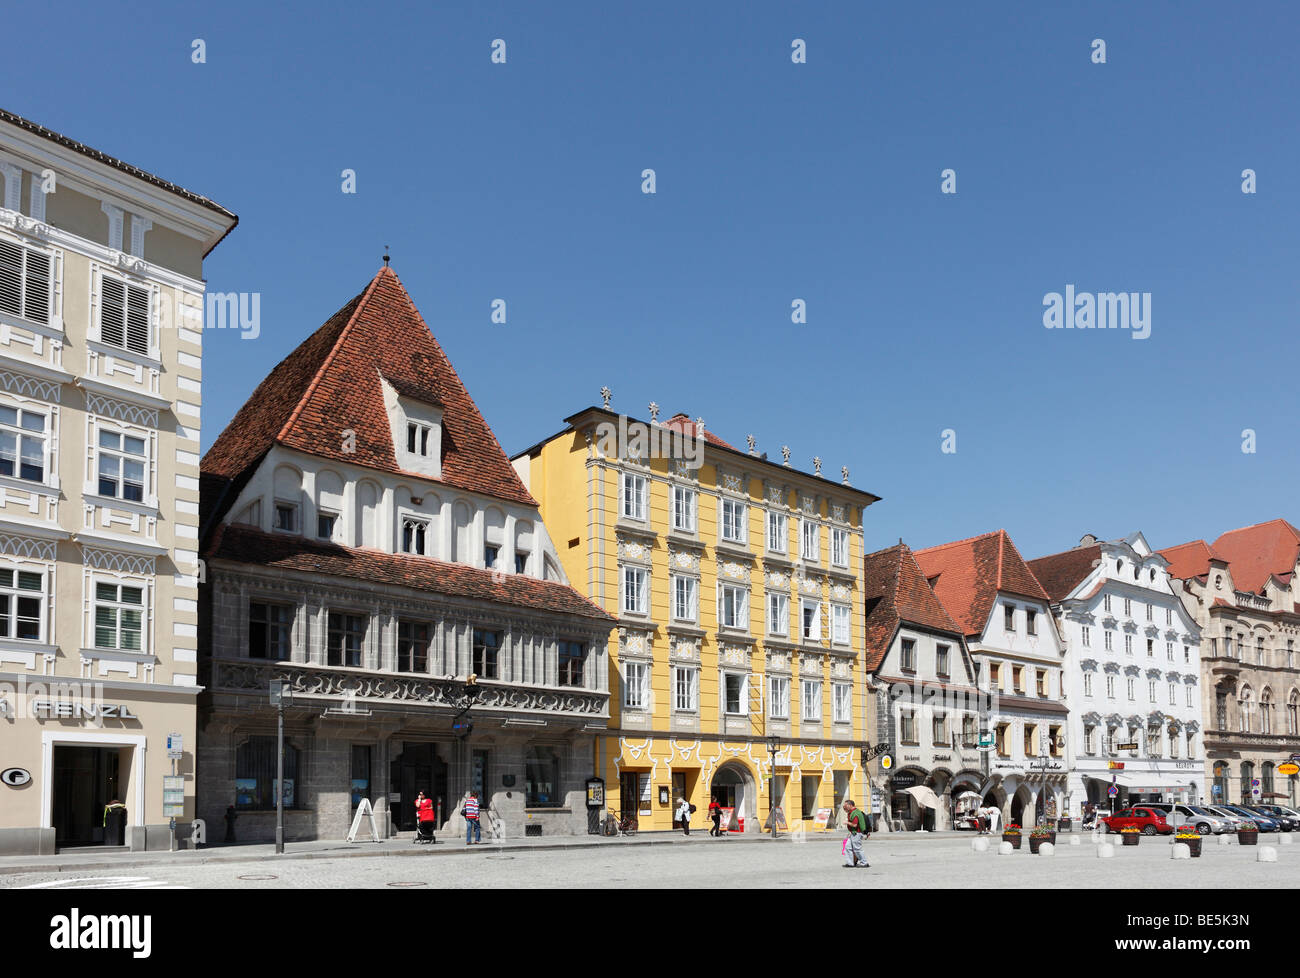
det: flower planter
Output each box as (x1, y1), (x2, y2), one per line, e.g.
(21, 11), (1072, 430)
(1029, 832), (1057, 854)
(1002, 833), (1021, 850)
(1177, 837), (1202, 857)
(1238, 830), (1259, 846)
(1122, 833), (1140, 846)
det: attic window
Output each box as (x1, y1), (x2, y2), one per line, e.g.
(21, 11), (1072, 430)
(407, 422), (432, 457)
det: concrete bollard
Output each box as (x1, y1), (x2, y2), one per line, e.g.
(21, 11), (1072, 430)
(971, 837), (990, 853)
(1070, 836), (1081, 846)
(1038, 842), (1054, 856)
(1098, 843), (1115, 858)
(1258, 847), (1278, 863)
(1280, 834), (1293, 845)
(998, 841), (1014, 855)
(1171, 843), (1190, 860)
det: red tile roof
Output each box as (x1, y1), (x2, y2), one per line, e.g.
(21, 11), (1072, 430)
(1212, 519), (1300, 595)
(209, 525), (613, 622)
(662, 413), (738, 451)
(913, 530), (1050, 636)
(1025, 544), (1104, 603)
(203, 266), (536, 527)
(863, 543), (964, 669)
(1158, 539), (1228, 583)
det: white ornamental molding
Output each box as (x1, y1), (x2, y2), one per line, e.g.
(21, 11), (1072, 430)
(85, 391), (159, 428)
(801, 495), (815, 515)
(0, 208), (50, 239)
(0, 368), (61, 403)
(767, 484), (785, 506)
(0, 533), (56, 561)
(722, 645), (749, 665)
(831, 659), (851, 679)
(721, 561), (747, 581)
(618, 629), (651, 657)
(798, 576), (820, 595)
(722, 471), (743, 493)
(832, 503), (846, 523)
(767, 651), (789, 671)
(766, 570), (789, 589)
(672, 458), (694, 479)
(831, 583), (850, 601)
(670, 549), (699, 572)
(1102, 661), (1121, 674)
(82, 546), (155, 576)
(672, 638), (700, 659)
(618, 538), (651, 562)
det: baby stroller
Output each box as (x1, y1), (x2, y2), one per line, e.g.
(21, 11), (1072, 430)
(414, 818), (436, 844)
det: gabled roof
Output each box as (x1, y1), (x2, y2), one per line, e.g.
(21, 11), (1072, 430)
(661, 413), (738, 451)
(209, 525), (613, 623)
(203, 266), (536, 531)
(863, 543), (964, 669)
(1211, 519), (1300, 595)
(1025, 544), (1104, 603)
(913, 530), (1050, 636)
(1158, 539), (1229, 583)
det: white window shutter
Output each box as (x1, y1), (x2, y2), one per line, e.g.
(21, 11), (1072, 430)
(0, 163), (20, 211)
(101, 276), (126, 346)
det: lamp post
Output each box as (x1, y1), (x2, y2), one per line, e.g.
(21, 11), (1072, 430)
(268, 679), (292, 855)
(766, 735), (782, 839)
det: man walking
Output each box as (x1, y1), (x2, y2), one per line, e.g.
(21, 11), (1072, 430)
(842, 799), (870, 868)
(463, 791), (481, 845)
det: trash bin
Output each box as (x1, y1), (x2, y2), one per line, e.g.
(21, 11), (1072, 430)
(103, 802), (127, 846)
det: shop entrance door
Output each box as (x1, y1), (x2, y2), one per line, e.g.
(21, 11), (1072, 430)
(52, 746), (122, 848)
(389, 742), (447, 831)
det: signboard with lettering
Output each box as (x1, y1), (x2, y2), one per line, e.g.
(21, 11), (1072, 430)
(1109, 761), (1126, 770)
(1115, 743), (1139, 751)
(162, 775), (185, 817)
(890, 771), (918, 788)
(814, 808), (832, 827)
(167, 733), (183, 759)
(1277, 762), (1299, 777)
(32, 701), (137, 720)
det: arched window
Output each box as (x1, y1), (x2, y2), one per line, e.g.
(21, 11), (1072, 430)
(1260, 688), (1274, 735)
(1239, 761), (1255, 804)
(1212, 762), (1229, 804)
(1262, 762), (1275, 797)
(236, 735), (299, 810)
(1238, 685), (1254, 733)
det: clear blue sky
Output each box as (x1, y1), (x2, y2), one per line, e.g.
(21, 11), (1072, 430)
(5, 0), (1296, 559)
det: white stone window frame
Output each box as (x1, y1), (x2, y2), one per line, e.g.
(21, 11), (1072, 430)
(831, 602), (851, 647)
(623, 658), (650, 711)
(405, 419), (433, 458)
(84, 409), (158, 512)
(766, 508), (788, 555)
(832, 681), (851, 724)
(0, 555), (53, 651)
(620, 471), (647, 522)
(801, 678), (822, 723)
(830, 526), (849, 568)
(272, 498), (300, 534)
(621, 564), (650, 617)
(672, 664), (699, 713)
(799, 517), (820, 562)
(89, 264), (161, 365)
(0, 230), (61, 333)
(80, 551), (155, 680)
(721, 669), (749, 717)
(719, 581), (749, 632)
(769, 674), (790, 719)
(800, 598), (822, 643)
(316, 508), (341, 542)
(397, 508), (432, 556)
(670, 483), (697, 533)
(0, 387), (57, 491)
(671, 572), (698, 624)
(767, 590), (789, 637)
(719, 496), (747, 545)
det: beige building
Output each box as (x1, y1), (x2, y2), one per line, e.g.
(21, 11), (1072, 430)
(1160, 520), (1300, 808)
(0, 109), (236, 854)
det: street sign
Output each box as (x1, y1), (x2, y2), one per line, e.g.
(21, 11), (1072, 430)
(162, 775), (185, 817)
(1108, 786), (1118, 797)
(1277, 763), (1299, 777)
(880, 754), (893, 770)
(1212, 784), (1222, 795)
(166, 733), (183, 759)
(1252, 778), (1261, 787)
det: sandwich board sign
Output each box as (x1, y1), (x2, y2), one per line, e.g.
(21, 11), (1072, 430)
(347, 797), (380, 843)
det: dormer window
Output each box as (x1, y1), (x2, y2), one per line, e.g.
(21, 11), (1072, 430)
(317, 512), (338, 540)
(401, 517), (429, 555)
(274, 502), (298, 533)
(485, 544), (500, 569)
(407, 422), (432, 457)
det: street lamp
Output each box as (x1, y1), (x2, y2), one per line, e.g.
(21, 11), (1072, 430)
(766, 735), (782, 839)
(268, 679), (292, 855)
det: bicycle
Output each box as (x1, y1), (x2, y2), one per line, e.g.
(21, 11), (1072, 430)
(602, 809), (638, 837)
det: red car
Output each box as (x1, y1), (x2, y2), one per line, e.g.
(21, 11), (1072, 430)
(1101, 806), (1173, 836)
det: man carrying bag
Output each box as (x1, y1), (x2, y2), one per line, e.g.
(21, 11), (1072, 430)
(842, 799), (870, 869)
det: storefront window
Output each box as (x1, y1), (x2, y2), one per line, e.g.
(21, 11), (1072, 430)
(350, 744), (371, 808)
(525, 746), (562, 808)
(236, 735), (299, 810)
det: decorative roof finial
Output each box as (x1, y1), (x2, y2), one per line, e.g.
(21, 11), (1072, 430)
(841, 465), (850, 486)
(781, 446), (791, 467)
(600, 386), (612, 409)
(648, 402), (660, 423)
(695, 417), (706, 437)
(813, 456), (823, 477)
(383, 245), (390, 267)
(746, 434), (756, 456)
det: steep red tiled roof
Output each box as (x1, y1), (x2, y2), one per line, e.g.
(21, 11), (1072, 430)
(662, 413), (737, 451)
(209, 525), (613, 622)
(863, 544), (964, 669)
(1158, 540), (1227, 583)
(1026, 544), (1103, 603)
(1212, 519), (1300, 594)
(914, 530), (1050, 636)
(203, 267), (536, 526)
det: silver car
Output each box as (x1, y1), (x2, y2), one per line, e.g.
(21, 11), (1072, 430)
(1205, 805), (1250, 831)
(1145, 803), (1231, 835)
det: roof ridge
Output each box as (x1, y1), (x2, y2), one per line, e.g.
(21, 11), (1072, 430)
(1215, 517), (1300, 539)
(275, 266), (388, 444)
(914, 528), (1002, 555)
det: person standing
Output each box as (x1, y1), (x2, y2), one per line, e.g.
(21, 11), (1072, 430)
(708, 795), (722, 837)
(986, 803), (1001, 835)
(842, 800), (870, 868)
(463, 791), (481, 845)
(676, 796), (692, 836)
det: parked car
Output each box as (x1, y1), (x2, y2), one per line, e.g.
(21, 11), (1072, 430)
(1143, 803), (1231, 835)
(1219, 804), (1280, 831)
(1204, 805), (1251, 831)
(1101, 806), (1174, 836)
(1245, 805), (1298, 831)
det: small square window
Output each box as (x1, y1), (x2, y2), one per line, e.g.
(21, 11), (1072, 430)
(407, 422), (431, 457)
(317, 512), (337, 540)
(274, 503), (298, 533)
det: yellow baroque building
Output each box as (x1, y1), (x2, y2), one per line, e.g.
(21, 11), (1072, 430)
(513, 405), (881, 832)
